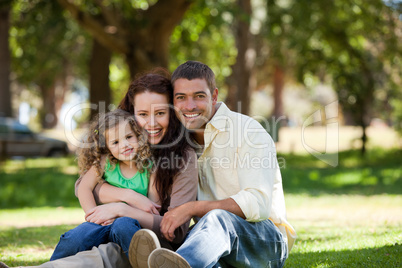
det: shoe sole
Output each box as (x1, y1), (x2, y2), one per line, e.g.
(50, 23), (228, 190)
(0, 262), (9, 268)
(148, 248), (190, 268)
(129, 229), (161, 268)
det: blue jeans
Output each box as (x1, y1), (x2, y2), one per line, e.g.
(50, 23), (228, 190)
(50, 217), (141, 261)
(177, 209), (288, 268)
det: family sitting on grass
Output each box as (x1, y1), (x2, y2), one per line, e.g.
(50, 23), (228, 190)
(0, 61), (296, 268)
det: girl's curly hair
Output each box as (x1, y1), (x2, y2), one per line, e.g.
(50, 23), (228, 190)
(77, 109), (151, 178)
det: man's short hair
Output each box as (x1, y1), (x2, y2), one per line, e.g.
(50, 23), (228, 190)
(171, 61), (216, 93)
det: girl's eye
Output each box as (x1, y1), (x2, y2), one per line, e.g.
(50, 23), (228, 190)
(138, 113), (147, 117)
(156, 112), (165, 116)
(112, 141), (118, 145)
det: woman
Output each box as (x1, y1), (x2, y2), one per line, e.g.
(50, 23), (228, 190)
(77, 72), (197, 248)
(5, 72), (198, 268)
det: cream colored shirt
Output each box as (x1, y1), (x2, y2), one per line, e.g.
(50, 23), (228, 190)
(197, 102), (296, 251)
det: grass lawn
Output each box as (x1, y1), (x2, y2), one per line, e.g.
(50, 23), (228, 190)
(0, 148), (401, 267)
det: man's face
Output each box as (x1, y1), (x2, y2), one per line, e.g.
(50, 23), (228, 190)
(173, 78), (218, 131)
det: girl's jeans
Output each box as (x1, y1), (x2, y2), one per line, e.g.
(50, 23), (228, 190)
(50, 217), (140, 261)
(177, 209), (288, 268)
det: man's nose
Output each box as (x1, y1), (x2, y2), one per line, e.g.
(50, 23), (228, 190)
(185, 98), (197, 111)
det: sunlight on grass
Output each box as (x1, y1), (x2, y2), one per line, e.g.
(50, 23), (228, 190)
(1, 157), (77, 174)
(0, 149), (401, 267)
(285, 194), (402, 267)
(0, 207), (84, 227)
(0, 224), (77, 266)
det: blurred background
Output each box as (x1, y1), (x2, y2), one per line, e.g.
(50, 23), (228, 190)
(0, 0), (401, 155)
(0, 0), (401, 267)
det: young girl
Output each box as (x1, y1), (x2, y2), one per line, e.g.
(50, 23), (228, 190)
(47, 73), (198, 268)
(50, 109), (160, 260)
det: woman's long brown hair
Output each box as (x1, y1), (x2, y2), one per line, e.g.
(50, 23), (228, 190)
(118, 71), (191, 208)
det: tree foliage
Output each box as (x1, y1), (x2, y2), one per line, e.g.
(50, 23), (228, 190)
(264, 0), (402, 153)
(57, 0), (193, 77)
(10, 0), (89, 127)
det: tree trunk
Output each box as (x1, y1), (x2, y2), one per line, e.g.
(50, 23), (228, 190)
(89, 39), (112, 120)
(361, 122), (367, 155)
(57, 0), (192, 80)
(0, 6), (12, 117)
(39, 84), (58, 129)
(273, 64), (284, 121)
(225, 0), (254, 115)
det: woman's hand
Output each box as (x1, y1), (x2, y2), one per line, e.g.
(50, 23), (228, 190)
(122, 189), (161, 215)
(85, 203), (124, 225)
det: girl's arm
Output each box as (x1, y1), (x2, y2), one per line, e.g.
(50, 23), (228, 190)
(147, 172), (161, 206)
(86, 202), (155, 228)
(97, 182), (160, 214)
(77, 166), (101, 214)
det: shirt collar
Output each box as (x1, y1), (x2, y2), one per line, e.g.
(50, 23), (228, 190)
(207, 102), (229, 132)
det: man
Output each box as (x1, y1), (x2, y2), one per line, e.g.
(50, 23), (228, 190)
(145, 61), (296, 267)
(1, 61), (295, 268)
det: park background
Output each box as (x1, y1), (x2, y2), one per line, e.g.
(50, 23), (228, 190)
(0, 0), (401, 267)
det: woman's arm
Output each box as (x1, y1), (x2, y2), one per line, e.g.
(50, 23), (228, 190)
(77, 166), (102, 214)
(75, 170), (160, 214)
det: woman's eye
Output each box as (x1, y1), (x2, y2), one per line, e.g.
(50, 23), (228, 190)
(157, 112), (165, 116)
(138, 113), (147, 117)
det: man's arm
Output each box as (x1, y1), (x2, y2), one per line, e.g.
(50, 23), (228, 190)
(160, 198), (245, 242)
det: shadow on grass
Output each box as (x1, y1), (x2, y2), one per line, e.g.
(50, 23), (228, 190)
(280, 148), (402, 196)
(0, 225), (75, 248)
(0, 165), (79, 209)
(285, 243), (402, 268)
(0, 224), (76, 266)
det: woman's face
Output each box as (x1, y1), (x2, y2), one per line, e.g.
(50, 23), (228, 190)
(134, 92), (170, 145)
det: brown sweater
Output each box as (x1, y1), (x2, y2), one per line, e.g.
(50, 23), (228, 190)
(74, 148), (198, 247)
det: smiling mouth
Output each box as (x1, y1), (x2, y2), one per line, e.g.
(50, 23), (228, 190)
(183, 113), (201, 119)
(122, 148), (134, 155)
(146, 129), (162, 137)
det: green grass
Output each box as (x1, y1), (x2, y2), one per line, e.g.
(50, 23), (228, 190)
(0, 149), (401, 267)
(279, 148), (402, 196)
(0, 157), (80, 208)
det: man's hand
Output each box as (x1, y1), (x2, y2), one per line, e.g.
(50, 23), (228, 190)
(160, 202), (194, 242)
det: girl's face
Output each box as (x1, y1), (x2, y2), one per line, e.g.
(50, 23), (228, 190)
(106, 119), (138, 162)
(134, 92), (170, 145)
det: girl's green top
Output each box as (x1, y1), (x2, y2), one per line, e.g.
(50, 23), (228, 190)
(103, 159), (149, 196)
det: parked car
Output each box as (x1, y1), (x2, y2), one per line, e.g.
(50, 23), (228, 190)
(0, 117), (69, 158)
